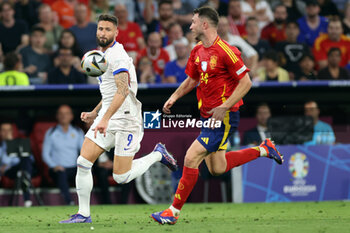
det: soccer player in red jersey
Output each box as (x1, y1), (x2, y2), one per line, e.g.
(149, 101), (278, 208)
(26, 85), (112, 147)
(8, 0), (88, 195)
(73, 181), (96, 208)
(151, 6), (284, 225)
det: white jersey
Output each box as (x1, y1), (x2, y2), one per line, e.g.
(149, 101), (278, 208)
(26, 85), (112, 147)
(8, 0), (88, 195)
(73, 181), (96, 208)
(97, 41), (142, 120)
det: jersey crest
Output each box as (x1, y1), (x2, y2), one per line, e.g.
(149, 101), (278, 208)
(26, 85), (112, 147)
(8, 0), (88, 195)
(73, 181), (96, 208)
(210, 55), (218, 69)
(201, 61), (208, 72)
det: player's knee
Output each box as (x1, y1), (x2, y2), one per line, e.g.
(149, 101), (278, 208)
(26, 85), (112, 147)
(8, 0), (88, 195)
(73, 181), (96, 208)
(113, 171), (131, 184)
(184, 155), (197, 168)
(208, 168), (224, 176)
(77, 156), (93, 170)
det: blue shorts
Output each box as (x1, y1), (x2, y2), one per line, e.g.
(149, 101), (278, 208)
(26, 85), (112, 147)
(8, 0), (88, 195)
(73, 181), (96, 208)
(196, 111), (240, 153)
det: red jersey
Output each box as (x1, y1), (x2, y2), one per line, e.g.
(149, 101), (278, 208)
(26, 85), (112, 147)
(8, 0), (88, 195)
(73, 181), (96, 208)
(185, 36), (250, 118)
(116, 22), (144, 52)
(51, 0), (75, 29)
(313, 34), (350, 68)
(137, 48), (170, 76)
(261, 22), (287, 47)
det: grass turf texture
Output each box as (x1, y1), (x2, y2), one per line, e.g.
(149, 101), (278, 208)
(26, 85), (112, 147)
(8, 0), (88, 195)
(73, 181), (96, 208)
(0, 201), (349, 233)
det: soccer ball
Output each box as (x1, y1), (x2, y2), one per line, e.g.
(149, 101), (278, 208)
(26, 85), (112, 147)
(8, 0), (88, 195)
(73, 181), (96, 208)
(81, 50), (108, 77)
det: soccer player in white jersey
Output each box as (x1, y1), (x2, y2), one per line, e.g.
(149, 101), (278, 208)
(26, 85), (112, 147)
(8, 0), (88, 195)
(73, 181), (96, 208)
(60, 14), (178, 224)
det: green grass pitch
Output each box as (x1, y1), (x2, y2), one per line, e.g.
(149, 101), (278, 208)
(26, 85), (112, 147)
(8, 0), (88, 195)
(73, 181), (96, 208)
(0, 201), (349, 233)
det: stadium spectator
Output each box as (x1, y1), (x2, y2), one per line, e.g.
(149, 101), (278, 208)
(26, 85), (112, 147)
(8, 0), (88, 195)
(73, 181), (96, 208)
(164, 37), (189, 83)
(227, 0), (247, 36)
(36, 4), (64, 53)
(241, 0), (274, 31)
(277, 0), (305, 21)
(304, 100), (335, 145)
(257, 50), (290, 82)
(0, 52), (29, 86)
(58, 29), (83, 58)
(51, 0), (77, 29)
(114, 4), (145, 61)
(317, 0), (339, 17)
(89, 0), (113, 22)
(199, 0), (228, 17)
(19, 27), (52, 84)
(137, 32), (170, 83)
(0, 122), (34, 207)
(53, 29), (83, 72)
(164, 23), (184, 61)
(172, 0), (194, 29)
(14, 0), (41, 28)
(243, 103), (271, 146)
(137, 56), (156, 83)
(108, 0), (139, 22)
(48, 47), (86, 84)
(94, 151), (131, 204)
(70, 3), (97, 54)
(317, 47), (350, 80)
(218, 16), (258, 78)
(313, 16), (350, 69)
(342, 2), (350, 37)
(275, 21), (310, 80)
(297, 0), (328, 47)
(42, 104), (84, 205)
(261, 4), (288, 47)
(245, 16), (270, 62)
(295, 53), (317, 81)
(145, 0), (176, 46)
(0, 2), (29, 54)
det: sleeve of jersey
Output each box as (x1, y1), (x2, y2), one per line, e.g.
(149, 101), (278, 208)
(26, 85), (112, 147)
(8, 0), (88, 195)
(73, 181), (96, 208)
(313, 38), (326, 62)
(225, 46), (250, 80)
(110, 56), (129, 76)
(185, 48), (200, 81)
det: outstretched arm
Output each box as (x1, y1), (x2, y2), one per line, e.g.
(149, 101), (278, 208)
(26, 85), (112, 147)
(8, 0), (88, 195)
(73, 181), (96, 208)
(163, 77), (198, 114)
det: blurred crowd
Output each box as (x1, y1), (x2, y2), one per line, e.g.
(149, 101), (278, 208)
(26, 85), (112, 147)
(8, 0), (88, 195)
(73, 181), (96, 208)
(0, 0), (350, 85)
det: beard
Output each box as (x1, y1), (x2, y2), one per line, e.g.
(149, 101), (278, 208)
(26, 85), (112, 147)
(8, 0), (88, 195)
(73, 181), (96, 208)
(275, 18), (285, 25)
(96, 36), (114, 47)
(194, 32), (204, 42)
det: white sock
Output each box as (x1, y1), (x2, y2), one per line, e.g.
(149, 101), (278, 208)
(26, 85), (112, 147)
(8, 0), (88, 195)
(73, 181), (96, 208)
(115, 151), (162, 183)
(169, 205), (180, 217)
(76, 156), (93, 217)
(259, 146), (267, 157)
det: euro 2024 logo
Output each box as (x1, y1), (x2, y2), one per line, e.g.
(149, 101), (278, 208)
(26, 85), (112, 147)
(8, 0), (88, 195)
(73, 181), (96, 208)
(289, 152), (309, 180)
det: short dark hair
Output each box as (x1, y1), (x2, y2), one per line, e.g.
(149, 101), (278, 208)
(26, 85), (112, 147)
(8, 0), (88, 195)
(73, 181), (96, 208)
(300, 53), (314, 62)
(168, 22), (181, 31)
(193, 6), (219, 27)
(263, 50), (279, 63)
(286, 20), (299, 28)
(158, 0), (172, 8)
(30, 26), (45, 35)
(328, 15), (341, 25)
(98, 14), (118, 27)
(273, 3), (286, 12)
(0, 2), (14, 12)
(256, 103), (270, 114)
(327, 47), (341, 56)
(4, 52), (20, 71)
(246, 16), (258, 23)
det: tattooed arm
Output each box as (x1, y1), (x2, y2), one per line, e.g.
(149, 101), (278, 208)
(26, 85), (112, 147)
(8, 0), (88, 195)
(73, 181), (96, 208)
(93, 72), (129, 137)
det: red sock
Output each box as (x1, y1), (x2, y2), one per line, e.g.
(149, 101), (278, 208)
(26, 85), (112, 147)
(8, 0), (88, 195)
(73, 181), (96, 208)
(225, 147), (260, 172)
(172, 166), (199, 210)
